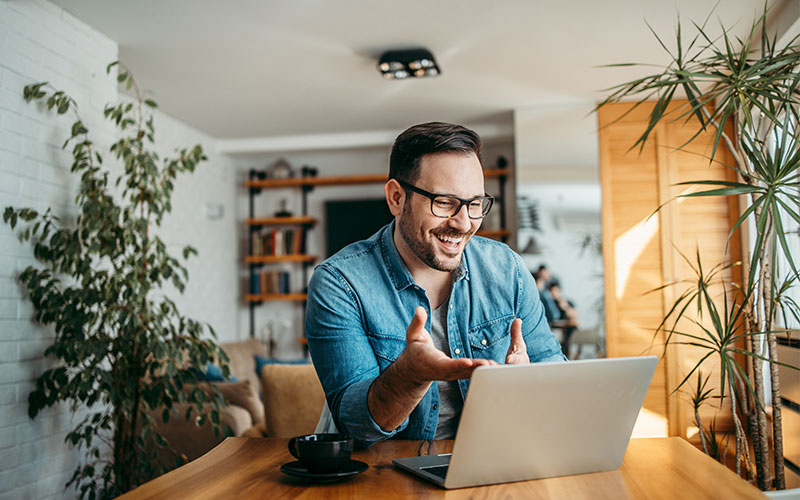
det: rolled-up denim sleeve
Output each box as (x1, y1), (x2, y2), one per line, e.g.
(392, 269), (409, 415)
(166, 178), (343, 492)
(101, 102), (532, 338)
(305, 265), (409, 443)
(513, 253), (567, 363)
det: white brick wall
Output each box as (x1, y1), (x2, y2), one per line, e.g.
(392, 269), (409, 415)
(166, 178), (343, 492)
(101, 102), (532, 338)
(0, 0), (237, 497)
(148, 106), (238, 341)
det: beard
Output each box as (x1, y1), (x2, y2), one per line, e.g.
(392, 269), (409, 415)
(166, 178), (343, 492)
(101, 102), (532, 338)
(398, 203), (473, 272)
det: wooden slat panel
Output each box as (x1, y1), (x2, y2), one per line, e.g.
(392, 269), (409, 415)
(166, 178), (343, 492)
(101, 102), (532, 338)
(600, 102), (669, 435)
(599, 100), (742, 438)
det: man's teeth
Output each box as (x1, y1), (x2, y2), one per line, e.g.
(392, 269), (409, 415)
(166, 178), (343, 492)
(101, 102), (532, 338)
(437, 235), (463, 244)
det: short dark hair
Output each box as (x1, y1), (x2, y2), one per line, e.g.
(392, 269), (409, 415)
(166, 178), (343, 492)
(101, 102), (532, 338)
(547, 280), (561, 291)
(389, 122), (482, 184)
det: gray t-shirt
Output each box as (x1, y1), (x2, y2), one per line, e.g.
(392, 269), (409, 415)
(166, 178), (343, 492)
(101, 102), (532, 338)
(430, 302), (464, 439)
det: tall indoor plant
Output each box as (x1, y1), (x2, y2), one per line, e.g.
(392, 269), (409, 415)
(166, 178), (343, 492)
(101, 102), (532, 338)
(598, 7), (800, 490)
(3, 63), (228, 498)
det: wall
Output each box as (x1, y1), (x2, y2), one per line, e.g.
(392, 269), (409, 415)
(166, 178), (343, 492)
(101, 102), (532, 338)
(0, 0), (237, 497)
(232, 139), (515, 358)
(147, 107), (238, 343)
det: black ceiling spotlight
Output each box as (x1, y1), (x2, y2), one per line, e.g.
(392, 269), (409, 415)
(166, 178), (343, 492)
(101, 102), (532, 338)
(377, 48), (440, 79)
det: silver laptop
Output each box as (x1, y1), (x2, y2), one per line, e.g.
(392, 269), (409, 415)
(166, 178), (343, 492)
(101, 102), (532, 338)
(392, 355), (658, 489)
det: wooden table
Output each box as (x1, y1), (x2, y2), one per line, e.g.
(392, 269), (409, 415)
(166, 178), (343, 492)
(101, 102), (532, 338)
(121, 437), (766, 499)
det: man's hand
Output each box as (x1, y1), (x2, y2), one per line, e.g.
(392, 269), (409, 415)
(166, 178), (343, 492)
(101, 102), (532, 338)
(368, 306), (494, 432)
(505, 318), (530, 364)
(397, 306), (494, 383)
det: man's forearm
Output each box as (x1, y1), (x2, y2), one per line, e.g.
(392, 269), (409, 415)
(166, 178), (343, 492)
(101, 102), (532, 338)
(367, 355), (431, 432)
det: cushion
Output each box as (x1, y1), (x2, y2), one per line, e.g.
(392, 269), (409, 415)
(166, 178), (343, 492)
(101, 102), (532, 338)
(260, 364), (326, 438)
(220, 338), (270, 391)
(193, 380), (264, 426)
(207, 379), (265, 426)
(254, 354), (308, 379)
(189, 362), (238, 382)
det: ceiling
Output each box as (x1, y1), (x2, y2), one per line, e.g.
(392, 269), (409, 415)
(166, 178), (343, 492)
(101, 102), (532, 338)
(51, 0), (777, 141)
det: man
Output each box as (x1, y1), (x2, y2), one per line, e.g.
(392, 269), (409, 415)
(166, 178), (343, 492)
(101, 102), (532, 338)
(547, 281), (579, 358)
(533, 265), (559, 322)
(306, 122), (565, 445)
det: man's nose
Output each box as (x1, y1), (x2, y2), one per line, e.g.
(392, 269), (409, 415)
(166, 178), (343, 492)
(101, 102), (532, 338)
(448, 204), (472, 231)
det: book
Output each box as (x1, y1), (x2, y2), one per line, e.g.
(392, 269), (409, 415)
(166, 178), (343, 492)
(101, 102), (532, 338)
(279, 271), (290, 294)
(250, 272), (260, 294)
(273, 229), (283, 256)
(251, 231), (263, 256)
(292, 228), (304, 254)
(283, 229), (295, 255)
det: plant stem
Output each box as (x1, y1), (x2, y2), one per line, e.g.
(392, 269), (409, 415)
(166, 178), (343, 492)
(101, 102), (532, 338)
(695, 408), (710, 455)
(769, 333), (786, 489)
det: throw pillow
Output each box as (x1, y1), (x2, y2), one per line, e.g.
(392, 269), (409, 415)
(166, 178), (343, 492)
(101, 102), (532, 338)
(200, 379), (264, 426)
(190, 362), (238, 382)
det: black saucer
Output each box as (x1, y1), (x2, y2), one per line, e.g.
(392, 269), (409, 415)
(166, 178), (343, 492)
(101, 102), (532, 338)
(279, 460), (368, 481)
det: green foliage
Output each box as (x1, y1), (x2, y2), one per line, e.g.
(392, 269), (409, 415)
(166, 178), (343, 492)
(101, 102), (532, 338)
(4, 63), (229, 498)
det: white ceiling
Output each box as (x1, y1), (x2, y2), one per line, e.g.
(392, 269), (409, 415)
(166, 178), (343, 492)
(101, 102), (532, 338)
(51, 0), (776, 141)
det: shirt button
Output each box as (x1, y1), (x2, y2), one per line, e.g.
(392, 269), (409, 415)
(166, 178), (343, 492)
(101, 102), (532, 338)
(481, 339), (487, 346)
(454, 348), (461, 355)
(433, 404), (438, 410)
(449, 304), (453, 310)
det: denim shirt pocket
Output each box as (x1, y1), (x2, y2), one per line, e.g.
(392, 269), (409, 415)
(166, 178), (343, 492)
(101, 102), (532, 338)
(468, 315), (513, 360)
(366, 331), (407, 370)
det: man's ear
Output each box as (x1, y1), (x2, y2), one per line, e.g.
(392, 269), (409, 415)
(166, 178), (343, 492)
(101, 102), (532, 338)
(384, 179), (404, 216)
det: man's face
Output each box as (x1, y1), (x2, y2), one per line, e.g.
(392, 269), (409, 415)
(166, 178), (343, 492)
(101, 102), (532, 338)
(396, 151), (485, 272)
(539, 268), (551, 283)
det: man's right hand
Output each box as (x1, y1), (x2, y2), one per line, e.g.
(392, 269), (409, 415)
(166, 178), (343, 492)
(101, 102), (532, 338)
(368, 306), (494, 432)
(396, 306), (494, 384)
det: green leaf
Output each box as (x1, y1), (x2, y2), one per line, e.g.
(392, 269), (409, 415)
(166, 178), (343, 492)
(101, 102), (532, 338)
(144, 99), (158, 109)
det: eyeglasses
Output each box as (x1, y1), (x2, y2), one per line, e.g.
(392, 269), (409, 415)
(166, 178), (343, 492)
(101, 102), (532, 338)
(397, 180), (494, 219)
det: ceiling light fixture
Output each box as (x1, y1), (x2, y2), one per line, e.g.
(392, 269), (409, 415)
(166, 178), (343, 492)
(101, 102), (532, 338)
(377, 48), (440, 80)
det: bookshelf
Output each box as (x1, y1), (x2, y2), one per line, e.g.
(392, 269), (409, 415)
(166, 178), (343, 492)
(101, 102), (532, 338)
(244, 168), (510, 338)
(245, 202), (318, 339)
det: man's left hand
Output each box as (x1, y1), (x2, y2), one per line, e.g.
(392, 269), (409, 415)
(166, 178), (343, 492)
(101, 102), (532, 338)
(505, 318), (530, 364)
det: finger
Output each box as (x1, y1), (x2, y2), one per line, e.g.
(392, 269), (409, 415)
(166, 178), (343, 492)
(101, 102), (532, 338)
(506, 352), (526, 364)
(434, 358), (486, 380)
(406, 306), (429, 343)
(507, 318), (525, 354)
(506, 319), (531, 364)
(470, 358), (493, 367)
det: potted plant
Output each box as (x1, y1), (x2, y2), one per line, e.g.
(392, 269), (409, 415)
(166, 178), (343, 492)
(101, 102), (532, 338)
(3, 63), (229, 498)
(597, 7), (800, 490)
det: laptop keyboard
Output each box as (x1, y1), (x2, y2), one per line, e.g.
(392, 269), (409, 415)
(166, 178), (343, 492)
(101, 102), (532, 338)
(421, 465), (449, 480)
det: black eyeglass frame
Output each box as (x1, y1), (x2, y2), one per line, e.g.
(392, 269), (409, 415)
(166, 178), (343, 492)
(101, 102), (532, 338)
(397, 180), (494, 219)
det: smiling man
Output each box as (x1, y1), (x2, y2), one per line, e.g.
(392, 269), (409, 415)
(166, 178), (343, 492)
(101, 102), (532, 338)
(305, 122), (565, 445)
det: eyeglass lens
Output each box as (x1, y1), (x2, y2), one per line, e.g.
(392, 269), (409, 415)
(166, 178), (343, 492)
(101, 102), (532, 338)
(432, 196), (492, 219)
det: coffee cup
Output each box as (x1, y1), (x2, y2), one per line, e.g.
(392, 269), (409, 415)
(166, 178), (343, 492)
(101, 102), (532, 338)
(288, 433), (353, 473)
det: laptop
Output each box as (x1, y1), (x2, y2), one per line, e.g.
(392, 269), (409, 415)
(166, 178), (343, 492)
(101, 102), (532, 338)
(392, 355), (658, 489)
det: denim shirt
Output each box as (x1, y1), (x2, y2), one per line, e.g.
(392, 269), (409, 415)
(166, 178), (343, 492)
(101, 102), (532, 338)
(305, 221), (565, 445)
